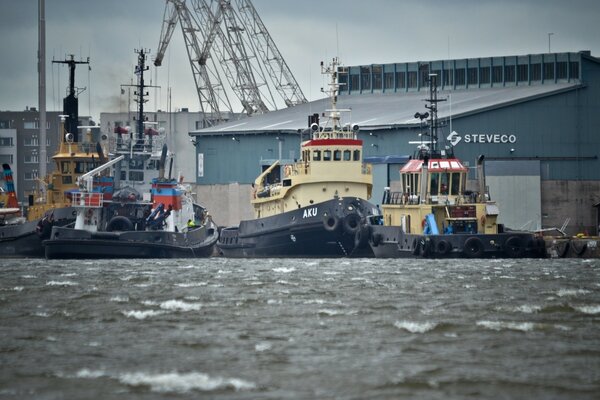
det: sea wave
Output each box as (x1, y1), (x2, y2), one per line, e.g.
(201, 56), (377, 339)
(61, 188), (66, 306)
(159, 300), (202, 312)
(121, 310), (166, 320)
(573, 305), (600, 314)
(476, 320), (535, 332)
(46, 281), (78, 286)
(556, 289), (591, 297)
(272, 267), (295, 273)
(394, 320), (437, 333)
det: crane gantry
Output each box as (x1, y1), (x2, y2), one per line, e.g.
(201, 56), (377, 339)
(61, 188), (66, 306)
(155, 0), (307, 126)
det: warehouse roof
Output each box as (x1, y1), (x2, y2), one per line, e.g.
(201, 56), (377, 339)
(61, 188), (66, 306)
(190, 82), (581, 136)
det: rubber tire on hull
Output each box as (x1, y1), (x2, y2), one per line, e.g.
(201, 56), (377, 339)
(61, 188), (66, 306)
(463, 237), (484, 258)
(504, 235), (525, 258)
(343, 213), (361, 234)
(419, 238), (432, 258)
(354, 225), (371, 248)
(370, 233), (383, 247)
(323, 214), (340, 232)
(106, 216), (134, 232)
(436, 239), (451, 255)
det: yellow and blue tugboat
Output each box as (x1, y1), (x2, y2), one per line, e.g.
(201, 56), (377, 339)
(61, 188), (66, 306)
(218, 59), (379, 257)
(367, 76), (545, 258)
(0, 56), (105, 257)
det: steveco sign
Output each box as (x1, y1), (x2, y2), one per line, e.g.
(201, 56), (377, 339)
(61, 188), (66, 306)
(447, 131), (517, 146)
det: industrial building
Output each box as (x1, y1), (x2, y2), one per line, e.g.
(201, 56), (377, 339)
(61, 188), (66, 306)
(189, 51), (600, 234)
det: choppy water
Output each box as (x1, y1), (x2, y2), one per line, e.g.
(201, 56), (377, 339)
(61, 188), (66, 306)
(1, 257), (599, 399)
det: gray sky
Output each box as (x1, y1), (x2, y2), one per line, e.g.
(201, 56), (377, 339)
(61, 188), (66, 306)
(1, 0), (599, 122)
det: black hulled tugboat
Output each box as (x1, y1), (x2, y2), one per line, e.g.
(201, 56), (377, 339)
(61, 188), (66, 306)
(43, 50), (218, 259)
(366, 75), (545, 258)
(218, 58), (379, 257)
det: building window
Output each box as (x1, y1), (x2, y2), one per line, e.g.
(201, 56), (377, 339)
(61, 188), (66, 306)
(480, 67), (490, 84)
(372, 65), (382, 90)
(543, 62), (554, 80)
(384, 72), (394, 89)
(24, 138), (39, 146)
(407, 71), (417, 88)
(492, 66), (503, 83)
(24, 121), (38, 129)
(419, 64), (429, 88)
(570, 62), (579, 79)
(0, 154), (13, 164)
(531, 63), (541, 81)
(443, 69), (454, 86)
(338, 73), (348, 91)
(517, 64), (528, 82)
(455, 69), (465, 86)
(24, 171), (38, 181)
(24, 155), (39, 164)
(467, 67), (478, 85)
(396, 72), (406, 89)
(504, 65), (515, 82)
(0, 137), (14, 147)
(556, 62), (568, 79)
(360, 66), (371, 91)
(0, 120), (10, 129)
(350, 74), (359, 91)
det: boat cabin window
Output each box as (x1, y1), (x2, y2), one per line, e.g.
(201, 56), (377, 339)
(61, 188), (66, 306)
(430, 173), (439, 196)
(62, 176), (72, 184)
(450, 173), (461, 195)
(402, 173), (419, 195)
(313, 150), (321, 161)
(61, 162), (70, 174)
(440, 172), (450, 195)
(323, 150), (332, 161)
(344, 150), (351, 161)
(334, 150), (342, 161)
(129, 155), (145, 170)
(353, 150), (360, 161)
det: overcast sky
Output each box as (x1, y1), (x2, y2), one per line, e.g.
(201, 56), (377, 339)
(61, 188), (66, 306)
(1, 0), (599, 122)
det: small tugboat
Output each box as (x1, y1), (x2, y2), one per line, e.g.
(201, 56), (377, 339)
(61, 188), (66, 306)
(0, 55), (104, 257)
(43, 50), (219, 259)
(218, 58), (379, 257)
(43, 146), (219, 259)
(367, 75), (545, 258)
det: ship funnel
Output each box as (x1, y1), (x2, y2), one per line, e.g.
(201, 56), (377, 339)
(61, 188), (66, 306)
(158, 144), (168, 180)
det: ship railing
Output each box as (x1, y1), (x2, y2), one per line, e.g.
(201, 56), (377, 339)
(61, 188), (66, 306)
(57, 141), (100, 155)
(110, 135), (167, 155)
(282, 162), (371, 177)
(383, 190), (488, 206)
(72, 192), (104, 208)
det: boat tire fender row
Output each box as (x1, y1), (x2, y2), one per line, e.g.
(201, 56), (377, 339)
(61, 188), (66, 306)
(323, 214), (340, 232)
(106, 216), (134, 232)
(419, 237), (432, 257)
(412, 238), (420, 255)
(370, 232), (383, 247)
(354, 224), (371, 248)
(463, 236), (484, 258)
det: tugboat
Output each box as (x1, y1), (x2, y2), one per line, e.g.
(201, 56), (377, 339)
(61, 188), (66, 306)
(43, 146), (218, 259)
(218, 58), (379, 257)
(43, 49), (219, 259)
(0, 56), (104, 257)
(367, 75), (545, 258)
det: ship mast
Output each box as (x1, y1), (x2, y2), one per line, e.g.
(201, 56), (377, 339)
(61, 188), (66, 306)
(424, 73), (445, 155)
(52, 55), (90, 142)
(38, 0), (46, 178)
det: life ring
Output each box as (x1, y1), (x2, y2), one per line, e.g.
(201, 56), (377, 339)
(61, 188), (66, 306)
(323, 214), (340, 232)
(106, 216), (134, 232)
(504, 235), (525, 258)
(284, 165), (292, 177)
(343, 213), (361, 234)
(354, 225), (371, 248)
(463, 237), (484, 258)
(436, 239), (451, 255)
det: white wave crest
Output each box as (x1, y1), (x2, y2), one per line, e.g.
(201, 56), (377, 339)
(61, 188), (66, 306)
(46, 280), (78, 286)
(574, 305), (600, 314)
(122, 310), (166, 320)
(255, 342), (271, 352)
(318, 309), (341, 316)
(118, 371), (256, 393)
(394, 320), (437, 333)
(477, 320), (535, 332)
(272, 267), (295, 273)
(76, 368), (107, 379)
(175, 282), (207, 287)
(110, 296), (129, 303)
(515, 304), (542, 314)
(556, 289), (591, 297)
(159, 300), (202, 312)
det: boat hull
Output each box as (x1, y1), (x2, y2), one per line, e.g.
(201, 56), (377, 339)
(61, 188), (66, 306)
(368, 226), (546, 258)
(0, 207), (76, 258)
(218, 197), (378, 258)
(43, 222), (218, 259)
